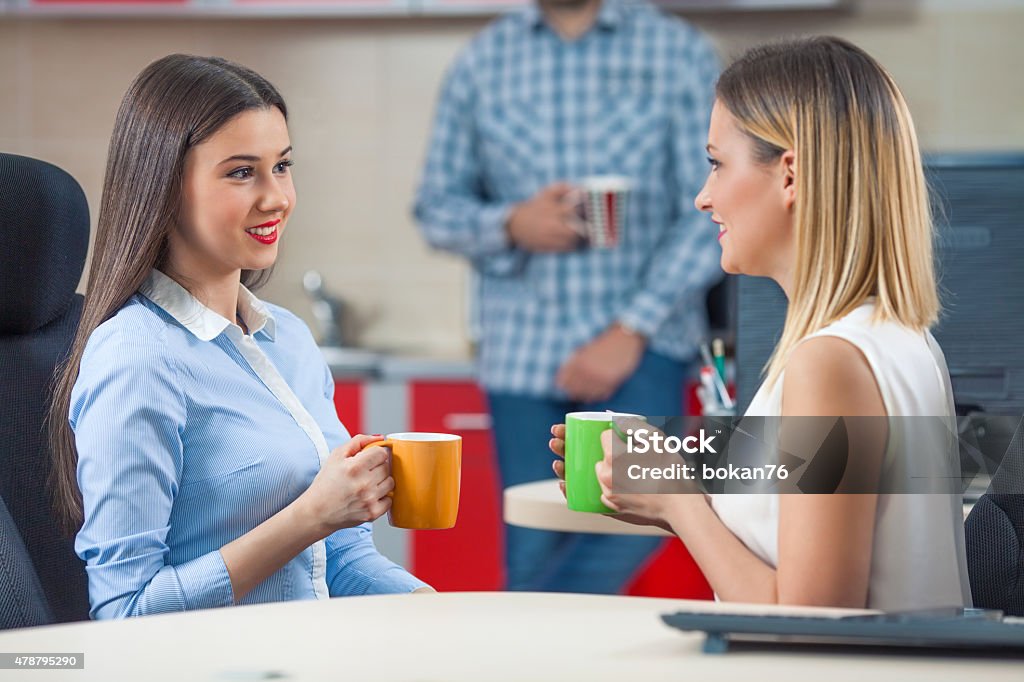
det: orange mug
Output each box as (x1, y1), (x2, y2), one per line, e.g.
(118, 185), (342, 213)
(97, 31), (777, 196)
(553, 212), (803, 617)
(375, 432), (462, 530)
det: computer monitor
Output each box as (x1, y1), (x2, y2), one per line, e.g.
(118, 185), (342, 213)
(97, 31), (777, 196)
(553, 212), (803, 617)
(735, 153), (1024, 417)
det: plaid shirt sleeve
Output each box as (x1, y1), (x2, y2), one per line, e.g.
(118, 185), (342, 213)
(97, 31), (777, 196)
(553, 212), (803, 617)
(413, 49), (527, 277)
(619, 35), (723, 339)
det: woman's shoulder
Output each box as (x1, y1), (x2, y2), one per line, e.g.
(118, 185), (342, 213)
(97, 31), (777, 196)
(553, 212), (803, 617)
(785, 303), (886, 382)
(807, 303), (937, 377)
(812, 302), (923, 345)
(80, 294), (176, 370)
(86, 294), (162, 343)
(784, 333), (885, 416)
(789, 302), (948, 416)
(72, 296), (186, 424)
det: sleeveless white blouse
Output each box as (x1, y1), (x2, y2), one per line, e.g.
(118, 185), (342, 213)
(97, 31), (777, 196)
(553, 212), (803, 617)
(710, 302), (972, 610)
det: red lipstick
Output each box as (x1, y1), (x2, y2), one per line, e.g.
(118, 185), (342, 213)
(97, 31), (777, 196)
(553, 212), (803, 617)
(246, 218), (281, 245)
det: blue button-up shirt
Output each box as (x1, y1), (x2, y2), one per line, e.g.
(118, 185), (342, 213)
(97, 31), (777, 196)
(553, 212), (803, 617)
(71, 270), (427, 619)
(414, 0), (722, 397)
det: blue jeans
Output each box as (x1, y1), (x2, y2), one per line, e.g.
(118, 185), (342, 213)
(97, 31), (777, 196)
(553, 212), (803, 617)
(488, 350), (692, 594)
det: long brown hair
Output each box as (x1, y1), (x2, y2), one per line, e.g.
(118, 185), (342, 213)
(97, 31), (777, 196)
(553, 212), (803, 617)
(716, 37), (939, 390)
(48, 54), (288, 535)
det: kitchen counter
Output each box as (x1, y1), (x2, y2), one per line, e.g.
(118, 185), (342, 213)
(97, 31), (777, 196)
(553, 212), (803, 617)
(321, 346), (477, 382)
(377, 355), (477, 381)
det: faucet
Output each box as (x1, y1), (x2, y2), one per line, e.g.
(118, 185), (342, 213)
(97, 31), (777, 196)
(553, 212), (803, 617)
(303, 270), (348, 347)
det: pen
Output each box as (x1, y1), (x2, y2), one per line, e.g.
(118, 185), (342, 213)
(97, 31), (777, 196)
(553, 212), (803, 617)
(700, 342), (733, 410)
(712, 338), (726, 384)
(696, 342), (729, 405)
(700, 343), (714, 368)
(699, 367), (722, 413)
(709, 362), (734, 409)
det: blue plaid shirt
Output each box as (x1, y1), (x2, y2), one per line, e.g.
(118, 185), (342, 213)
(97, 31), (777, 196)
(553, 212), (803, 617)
(414, 0), (722, 397)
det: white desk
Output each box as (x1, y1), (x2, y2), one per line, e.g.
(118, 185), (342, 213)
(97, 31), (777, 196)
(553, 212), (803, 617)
(503, 479), (672, 536)
(0, 593), (1019, 681)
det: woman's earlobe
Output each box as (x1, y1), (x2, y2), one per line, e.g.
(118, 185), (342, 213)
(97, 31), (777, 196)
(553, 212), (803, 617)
(784, 177), (797, 211)
(781, 150), (797, 210)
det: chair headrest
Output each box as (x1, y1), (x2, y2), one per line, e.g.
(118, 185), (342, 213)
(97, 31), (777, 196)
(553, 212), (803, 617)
(0, 153), (90, 335)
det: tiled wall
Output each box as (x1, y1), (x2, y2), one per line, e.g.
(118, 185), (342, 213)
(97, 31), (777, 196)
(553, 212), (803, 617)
(2, 1), (1021, 357)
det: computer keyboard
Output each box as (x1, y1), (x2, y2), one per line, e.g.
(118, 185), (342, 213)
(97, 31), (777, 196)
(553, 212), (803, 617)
(661, 610), (1024, 655)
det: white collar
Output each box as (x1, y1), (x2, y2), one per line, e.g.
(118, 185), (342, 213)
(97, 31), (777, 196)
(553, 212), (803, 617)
(139, 269), (276, 342)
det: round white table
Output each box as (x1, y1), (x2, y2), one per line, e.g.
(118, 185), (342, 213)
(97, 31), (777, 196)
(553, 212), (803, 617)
(502, 479), (672, 536)
(504, 480), (980, 530)
(0, 593), (1019, 681)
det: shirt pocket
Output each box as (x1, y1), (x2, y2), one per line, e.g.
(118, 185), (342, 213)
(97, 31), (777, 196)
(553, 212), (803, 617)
(477, 97), (553, 196)
(589, 89), (670, 181)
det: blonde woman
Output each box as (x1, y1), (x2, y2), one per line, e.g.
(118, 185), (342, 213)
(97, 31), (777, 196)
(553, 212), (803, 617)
(550, 36), (971, 609)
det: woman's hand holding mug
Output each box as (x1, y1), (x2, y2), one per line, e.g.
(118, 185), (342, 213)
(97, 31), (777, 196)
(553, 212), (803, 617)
(549, 423), (568, 497)
(299, 434), (395, 538)
(548, 421), (672, 532)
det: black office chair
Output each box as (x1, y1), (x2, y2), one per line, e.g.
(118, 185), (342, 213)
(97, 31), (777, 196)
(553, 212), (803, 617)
(0, 496), (52, 628)
(0, 152), (91, 627)
(965, 421), (1024, 616)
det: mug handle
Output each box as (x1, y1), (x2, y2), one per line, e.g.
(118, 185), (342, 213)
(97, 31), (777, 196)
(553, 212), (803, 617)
(358, 438), (395, 498)
(563, 187), (589, 239)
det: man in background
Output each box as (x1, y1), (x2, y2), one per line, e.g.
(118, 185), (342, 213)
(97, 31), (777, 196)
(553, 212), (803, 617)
(414, 0), (722, 593)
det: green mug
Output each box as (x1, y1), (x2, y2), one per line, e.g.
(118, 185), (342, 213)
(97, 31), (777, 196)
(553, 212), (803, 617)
(565, 411), (645, 513)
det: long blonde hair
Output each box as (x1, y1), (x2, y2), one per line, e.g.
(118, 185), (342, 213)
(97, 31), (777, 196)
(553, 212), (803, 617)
(717, 37), (939, 390)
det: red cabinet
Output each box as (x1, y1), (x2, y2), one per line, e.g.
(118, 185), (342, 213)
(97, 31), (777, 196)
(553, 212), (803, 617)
(408, 382), (504, 591)
(625, 539), (713, 599)
(332, 381), (364, 435)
